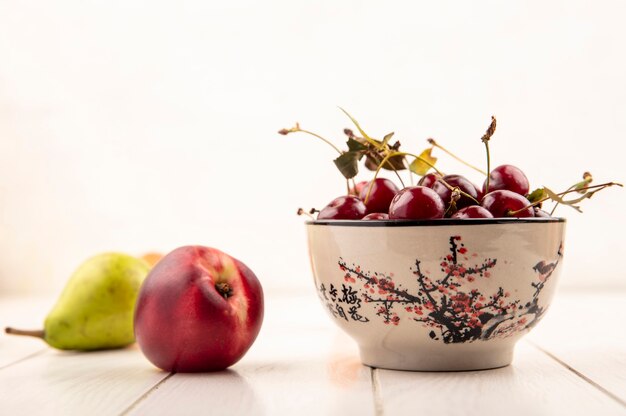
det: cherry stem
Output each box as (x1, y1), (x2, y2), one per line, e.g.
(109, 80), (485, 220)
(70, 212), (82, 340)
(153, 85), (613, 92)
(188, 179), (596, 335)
(443, 184), (480, 206)
(392, 169), (406, 189)
(338, 107), (384, 150)
(5, 327), (45, 339)
(484, 142), (491, 193)
(297, 208), (316, 220)
(404, 156), (415, 186)
(509, 182), (623, 215)
(550, 174), (593, 216)
(364, 150), (449, 204)
(282, 125), (343, 154)
(428, 138), (487, 176)
(481, 116), (497, 194)
(364, 151), (437, 204)
(549, 184), (577, 216)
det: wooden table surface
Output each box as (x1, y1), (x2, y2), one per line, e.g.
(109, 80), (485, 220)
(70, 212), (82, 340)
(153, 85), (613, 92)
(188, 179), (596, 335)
(0, 290), (624, 416)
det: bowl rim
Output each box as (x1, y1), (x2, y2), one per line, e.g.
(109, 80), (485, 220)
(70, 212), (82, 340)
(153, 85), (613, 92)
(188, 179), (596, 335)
(307, 217), (566, 227)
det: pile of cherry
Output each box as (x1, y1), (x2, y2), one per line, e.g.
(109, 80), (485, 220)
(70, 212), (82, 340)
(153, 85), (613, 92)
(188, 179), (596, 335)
(317, 164), (548, 220)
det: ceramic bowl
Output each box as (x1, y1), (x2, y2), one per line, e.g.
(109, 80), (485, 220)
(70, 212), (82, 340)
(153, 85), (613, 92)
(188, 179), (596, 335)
(307, 218), (566, 371)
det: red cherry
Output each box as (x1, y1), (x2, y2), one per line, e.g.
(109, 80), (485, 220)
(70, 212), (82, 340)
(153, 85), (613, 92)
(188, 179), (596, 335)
(418, 173), (441, 188)
(351, 180), (369, 196)
(317, 195), (367, 220)
(483, 165), (530, 196)
(451, 205), (494, 219)
(388, 186), (445, 219)
(481, 190), (534, 218)
(474, 182), (484, 201)
(533, 207), (552, 217)
(432, 174), (480, 211)
(363, 212), (390, 220)
(359, 178), (399, 214)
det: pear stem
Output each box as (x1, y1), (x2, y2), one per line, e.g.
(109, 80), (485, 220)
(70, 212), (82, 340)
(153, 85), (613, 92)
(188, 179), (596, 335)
(5, 327), (45, 339)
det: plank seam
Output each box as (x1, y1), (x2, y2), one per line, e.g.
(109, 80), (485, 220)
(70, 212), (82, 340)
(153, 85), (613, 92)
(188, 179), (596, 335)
(529, 341), (626, 409)
(370, 367), (385, 416)
(118, 372), (175, 416)
(0, 348), (48, 371)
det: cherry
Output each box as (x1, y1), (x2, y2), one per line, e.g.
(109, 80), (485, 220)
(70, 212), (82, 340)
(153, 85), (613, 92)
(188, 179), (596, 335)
(359, 178), (400, 214)
(451, 205), (494, 219)
(317, 196), (367, 220)
(350, 180), (369, 197)
(431, 174), (480, 212)
(474, 183), (484, 202)
(481, 190), (534, 218)
(418, 173), (441, 188)
(388, 186), (445, 219)
(483, 164), (529, 196)
(533, 207), (552, 217)
(363, 212), (390, 220)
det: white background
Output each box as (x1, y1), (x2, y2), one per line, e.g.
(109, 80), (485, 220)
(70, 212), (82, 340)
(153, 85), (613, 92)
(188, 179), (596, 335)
(0, 0), (624, 295)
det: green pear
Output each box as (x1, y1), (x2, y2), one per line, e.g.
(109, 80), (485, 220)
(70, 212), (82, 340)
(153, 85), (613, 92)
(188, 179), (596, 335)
(5, 252), (150, 350)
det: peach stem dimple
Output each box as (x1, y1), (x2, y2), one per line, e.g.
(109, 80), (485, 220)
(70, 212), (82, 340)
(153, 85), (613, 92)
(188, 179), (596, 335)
(215, 282), (233, 299)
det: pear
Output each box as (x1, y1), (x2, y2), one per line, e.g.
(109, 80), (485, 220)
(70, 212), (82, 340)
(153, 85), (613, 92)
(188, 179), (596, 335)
(5, 253), (150, 350)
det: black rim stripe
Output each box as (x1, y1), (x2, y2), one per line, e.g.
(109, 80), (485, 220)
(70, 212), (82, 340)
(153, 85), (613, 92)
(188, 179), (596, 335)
(307, 217), (566, 227)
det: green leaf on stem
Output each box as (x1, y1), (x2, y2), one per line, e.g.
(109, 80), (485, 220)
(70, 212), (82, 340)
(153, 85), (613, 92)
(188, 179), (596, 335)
(527, 188), (547, 204)
(346, 138), (368, 153)
(334, 152), (360, 179)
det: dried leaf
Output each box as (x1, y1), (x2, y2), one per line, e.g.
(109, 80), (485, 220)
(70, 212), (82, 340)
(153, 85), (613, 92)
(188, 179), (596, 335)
(544, 187), (583, 212)
(409, 148), (437, 176)
(364, 152), (407, 171)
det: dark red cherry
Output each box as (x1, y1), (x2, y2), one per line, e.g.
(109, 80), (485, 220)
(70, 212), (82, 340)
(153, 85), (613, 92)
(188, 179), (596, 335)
(418, 173), (441, 188)
(474, 182), (484, 201)
(351, 180), (368, 197)
(483, 165), (529, 196)
(362, 212), (390, 220)
(359, 178), (399, 214)
(533, 207), (552, 217)
(451, 205), (494, 219)
(388, 186), (445, 219)
(317, 195), (367, 220)
(481, 190), (534, 218)
(432, 174), (480, 212)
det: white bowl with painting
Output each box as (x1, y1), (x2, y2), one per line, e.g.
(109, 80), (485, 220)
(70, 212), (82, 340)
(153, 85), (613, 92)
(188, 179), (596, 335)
(307, 218), (565, 371)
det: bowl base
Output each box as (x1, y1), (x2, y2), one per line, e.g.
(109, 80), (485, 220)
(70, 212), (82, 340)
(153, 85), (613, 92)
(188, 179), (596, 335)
(359, 344), (514, 372)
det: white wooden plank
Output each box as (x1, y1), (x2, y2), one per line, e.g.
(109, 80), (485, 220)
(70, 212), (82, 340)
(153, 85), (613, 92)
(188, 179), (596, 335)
(375, 341), (626, 416)
(128, 292), (376, 416)
(1, 291), (625, 415)
(527, 292), (626, 404)
(0, 296), (54, 368)
(0, 346), (168, 416)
